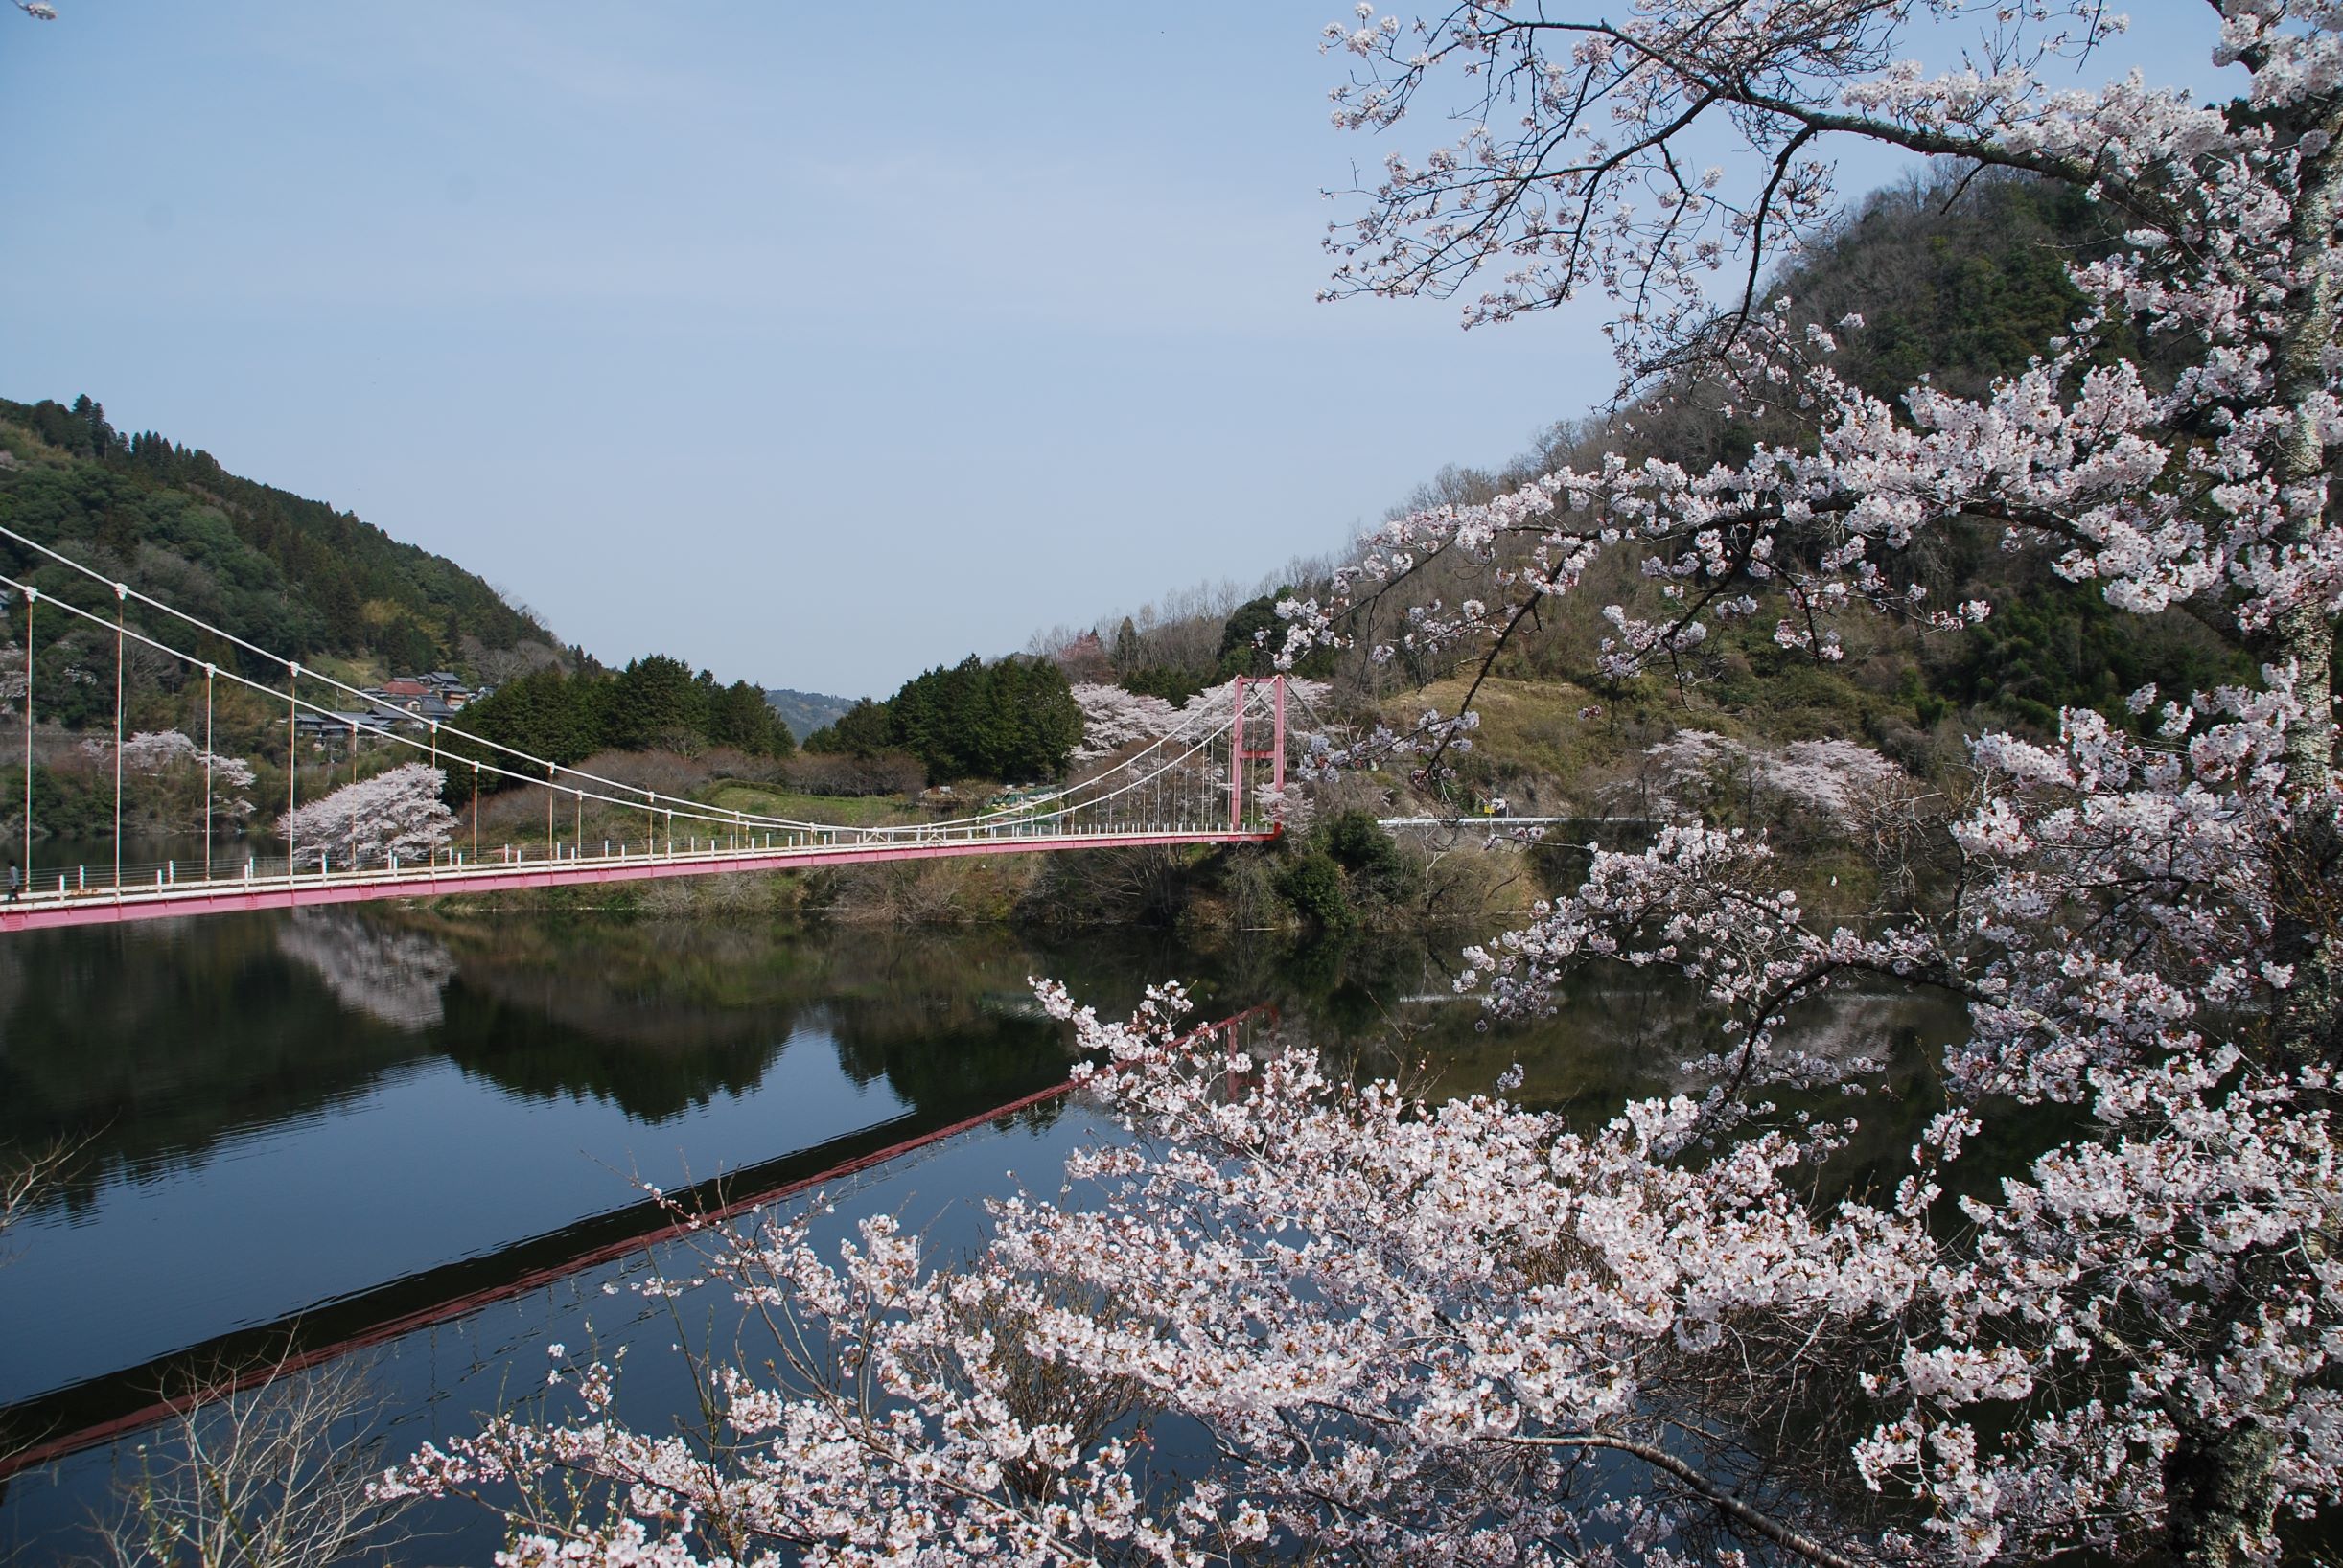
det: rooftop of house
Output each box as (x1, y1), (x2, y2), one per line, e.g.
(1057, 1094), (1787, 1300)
(359, 691), (463, 721)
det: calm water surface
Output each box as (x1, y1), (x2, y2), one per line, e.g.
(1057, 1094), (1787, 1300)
(0, 899), (1964, 1562)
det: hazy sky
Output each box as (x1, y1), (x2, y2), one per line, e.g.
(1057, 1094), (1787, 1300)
(1, 3), (2215, 697)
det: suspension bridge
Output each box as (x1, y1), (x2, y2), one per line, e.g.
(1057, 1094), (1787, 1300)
(0, 529), (1289, 934)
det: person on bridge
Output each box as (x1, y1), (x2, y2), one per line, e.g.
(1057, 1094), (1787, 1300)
(7, 865), (19, 902)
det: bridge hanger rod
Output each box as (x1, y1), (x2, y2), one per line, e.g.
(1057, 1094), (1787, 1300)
(936, 723), (1227, 834)
(910, 689), (1245, 832)
(0, 558), (1277, 842)
(0, 523), (810, 829)
(961, 677), (1290, 834)
(0, 569), (781, 835)
(0, 525), (1264, 839)
(0, 526), (1281, 842)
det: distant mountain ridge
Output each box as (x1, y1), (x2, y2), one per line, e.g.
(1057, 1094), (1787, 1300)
(764, 687), (860, 741)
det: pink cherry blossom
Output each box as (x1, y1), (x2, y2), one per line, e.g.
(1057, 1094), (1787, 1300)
(276, 762), (453, 870)
(384, 4), (2343, 1562)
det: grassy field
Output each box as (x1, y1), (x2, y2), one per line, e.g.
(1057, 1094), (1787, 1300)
(697, 780), (924, 827)
(1386, 676), (1607, 778)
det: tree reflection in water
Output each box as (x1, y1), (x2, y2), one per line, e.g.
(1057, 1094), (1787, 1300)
(0, 908), (1974, 1225)
(274, 911), (457, 1031)
(0, 911), (1138, 1218)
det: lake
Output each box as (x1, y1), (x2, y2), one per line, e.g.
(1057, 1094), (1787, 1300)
(0, 898), (1965, 1562)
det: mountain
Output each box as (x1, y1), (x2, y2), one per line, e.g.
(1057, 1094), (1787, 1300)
(0, 394), (565, 680)
(764, 687), (861, 741)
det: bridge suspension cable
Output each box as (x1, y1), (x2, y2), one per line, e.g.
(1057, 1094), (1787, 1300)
(0, 531), (1289, 928)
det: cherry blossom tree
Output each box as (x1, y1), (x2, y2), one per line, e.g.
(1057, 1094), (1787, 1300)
(275, 762), (452, 871)
(1289, 1), (2343, 1558)
(383, 987), (1939, 1566)
(1630, 730), (1909, 825)
(383, 5), (2343, 1566)
(81, 729), (255, 785)
(1070, 678), (1334, 764)
(77, 729), (259, 833)
(1293, 0), (2341, 1033)
(1066, 684), (1182, 763)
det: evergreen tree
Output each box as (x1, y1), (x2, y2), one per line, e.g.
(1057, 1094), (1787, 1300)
(707, 679), (794, 756)
(804, 699), (898, 757)
(841, 656), (1079, 782)
(459, 667), (604, 770)
(602, 656), (708, 751)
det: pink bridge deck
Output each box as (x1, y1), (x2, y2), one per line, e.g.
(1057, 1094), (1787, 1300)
(0, 827), (1277, 934)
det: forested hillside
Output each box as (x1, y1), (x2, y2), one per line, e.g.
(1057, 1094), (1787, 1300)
(0, 396), (820, 841)
(1442, 173), (2245, 746)
(1039, 173), (2250, 814)
(0, 394), (564, 678)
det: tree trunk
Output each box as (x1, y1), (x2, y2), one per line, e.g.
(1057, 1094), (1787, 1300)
(2261, 113), (2343, 1073)
(2163, 1413), (2283, 1568)
(2149, 105), (2343, 1568)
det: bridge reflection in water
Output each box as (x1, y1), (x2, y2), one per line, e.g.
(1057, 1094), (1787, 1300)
(0, 1006), (1267, 1483)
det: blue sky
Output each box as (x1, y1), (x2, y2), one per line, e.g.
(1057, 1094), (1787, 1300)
(0, 3), (2216, 697)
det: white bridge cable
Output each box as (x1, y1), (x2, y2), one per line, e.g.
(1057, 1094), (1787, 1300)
(982, 727), (1222, 832)
(0, 542), (1286, 875)
(1071, 685), (1287, 829)
(1, 518), (1280, 843)
(754, 683), (1287, 840)
(0, 523), (827, 830)
(908, 687), (1242, 832)
(0, 526), (1269, 842)
(1053, 680), (1289, 829)
(914, 701), (1236, 833)
(676, 693), (1251, 839)
(0, 569), (783, 838)
(949, 680), (1293, 836)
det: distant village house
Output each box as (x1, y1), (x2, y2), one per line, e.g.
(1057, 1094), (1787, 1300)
(295, 671), (484, 749)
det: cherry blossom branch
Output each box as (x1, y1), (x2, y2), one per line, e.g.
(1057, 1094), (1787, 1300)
(1488, 1430), (1874, 1568)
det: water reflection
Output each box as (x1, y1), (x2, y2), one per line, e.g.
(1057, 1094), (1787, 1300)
(0, 908), (1971, 1228)
(276, 911), (458, 1030)
(0, 913), (1104, 1226)
(0, 911), (1124, 1416)
(0, 917), (435, 1218)
(0, 902), (1967, 1564)
(423, 917), (1080, 1121)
